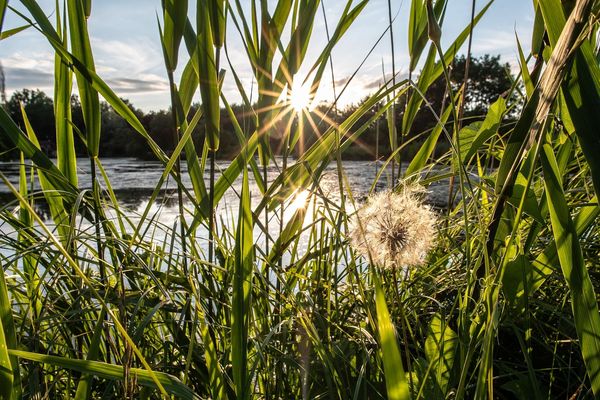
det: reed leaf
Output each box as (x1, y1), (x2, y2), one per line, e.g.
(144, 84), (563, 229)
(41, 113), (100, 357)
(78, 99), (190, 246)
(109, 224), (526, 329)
(231, 162), (254, 400)
(163, 0), (188, 71)
(197, 0), (220, 151)
(9, 349), (199, 400)
(374, 274), (410, 400)
(540, 143), (600, 395)
(54, 1), (77, 186)
(67, 0), (101, 157)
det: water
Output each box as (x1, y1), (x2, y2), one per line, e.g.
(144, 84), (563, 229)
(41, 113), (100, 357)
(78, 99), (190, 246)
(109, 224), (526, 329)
(0, 157), (455, 257)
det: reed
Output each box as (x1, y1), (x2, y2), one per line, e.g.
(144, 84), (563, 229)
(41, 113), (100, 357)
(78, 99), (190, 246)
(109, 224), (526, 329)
(0, 0), (599, 399)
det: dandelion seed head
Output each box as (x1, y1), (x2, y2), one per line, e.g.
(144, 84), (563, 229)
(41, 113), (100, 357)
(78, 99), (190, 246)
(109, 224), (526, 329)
(349, 185), (437, 268)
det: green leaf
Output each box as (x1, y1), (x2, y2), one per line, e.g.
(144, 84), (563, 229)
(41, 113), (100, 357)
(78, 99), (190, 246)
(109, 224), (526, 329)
(197, 0), (220, 151)
(9, 349), (199, 400)
(0, 260), (19, 400)
(425, 313), (458, 397)
(402, 0), (493, 135)
(541, 143), (600, 396)
(459, 97), (506, 162)
(67, 0), (101, 157)
(74, 310), (106, 400)
(55, 5), (78, 186)
(405, 97), (452, 177)
(162, 0), (188, 70)
(231, 162), (254, 400)
(0, 24), (30, 40)
(374, 275), (411, 400)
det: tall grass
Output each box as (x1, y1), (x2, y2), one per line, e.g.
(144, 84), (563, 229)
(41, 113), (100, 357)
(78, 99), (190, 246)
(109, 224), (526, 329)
(0, 0), (599, 399)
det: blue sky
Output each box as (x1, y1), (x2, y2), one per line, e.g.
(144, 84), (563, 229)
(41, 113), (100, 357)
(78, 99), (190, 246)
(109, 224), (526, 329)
(0, 0), (534, 111)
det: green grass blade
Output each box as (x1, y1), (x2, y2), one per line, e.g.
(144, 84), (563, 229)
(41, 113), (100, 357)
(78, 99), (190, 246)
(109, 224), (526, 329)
(402, 0), (492, 135)
(74, 310), (106, 400)
(55, 2), (77, 186)
(0, 259), (19, 399)
(231, 163), (254, 400)
(197, 0), (220, 151)
(9, 349), (199, 400)
(0, 0), (6, 33)
(163, 0), (188, 70)
(208, 0), (225, 47)
(0, 106), (76, 196)
(374, 275), (410, 400)
(424, 313), (457, 397)
(0, 289), (14, 400)
(67, 0), (101, 157)
(405, 95), (453, 177)
(541, 143), (600, 395)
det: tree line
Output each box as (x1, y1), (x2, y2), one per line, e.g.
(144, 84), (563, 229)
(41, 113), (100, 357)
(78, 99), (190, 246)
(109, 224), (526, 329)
(0, 54), (514, 161)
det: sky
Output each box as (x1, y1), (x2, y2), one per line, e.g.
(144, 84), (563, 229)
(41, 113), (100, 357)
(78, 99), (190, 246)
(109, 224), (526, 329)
(0, 0), (535, 112)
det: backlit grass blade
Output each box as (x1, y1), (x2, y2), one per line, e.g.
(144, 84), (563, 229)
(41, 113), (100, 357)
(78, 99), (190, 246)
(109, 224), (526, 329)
(536, 0), (600, 197)
(408, 0), (446, 72)
(9, 349), (199, 400)
(20, 104), (71, 238)
(424, 313), (457, 397)
(405, 98), (452, 177)
(0, 106), (76, 196)
(305, 0), (368, 93)
(67, 0), (101, 157)
(54, 0), (77, 186)
(374, 274), (410, 400)
(541, 143), (600, 396)
(0, 0), (6, 33)
(197, 0), (220, 151)
(163, 0), (187, 71)
(402, 0), (492, 135)
(231, 163), (254, 400)
(0, 257), (19, 399)
(0, 282), (14, 400)
(208, 0), (225, 48)
(0, 24), (30, 40)
(15, 3), (177, 167)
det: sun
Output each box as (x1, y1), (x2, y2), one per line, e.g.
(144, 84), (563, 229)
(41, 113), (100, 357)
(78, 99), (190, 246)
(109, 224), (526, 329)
(288, 80), (312, 112)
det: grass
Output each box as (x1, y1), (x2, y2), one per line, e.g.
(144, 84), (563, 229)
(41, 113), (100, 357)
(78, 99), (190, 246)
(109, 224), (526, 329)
(0, 0), (600, 399)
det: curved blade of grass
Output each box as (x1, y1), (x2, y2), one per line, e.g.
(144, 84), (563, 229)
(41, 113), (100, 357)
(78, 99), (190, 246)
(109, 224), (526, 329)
(0, 174), (170, 397)
(405, 95), (453, 177)
(9, 349), (199, 400)
(0, 106), (76, 196)
(20, 104), (71, 240)
(541, 143), (600, 396)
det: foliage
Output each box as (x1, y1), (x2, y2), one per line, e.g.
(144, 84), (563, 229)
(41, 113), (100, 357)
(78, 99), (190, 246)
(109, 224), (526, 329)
(0, 0), (599, 399)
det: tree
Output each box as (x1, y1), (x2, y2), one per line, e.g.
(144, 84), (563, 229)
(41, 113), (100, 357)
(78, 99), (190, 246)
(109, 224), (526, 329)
(5, 89), (55, 154)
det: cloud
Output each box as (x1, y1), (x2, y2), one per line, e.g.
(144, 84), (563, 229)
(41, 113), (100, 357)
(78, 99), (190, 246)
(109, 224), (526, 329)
(2, 66), (54, 91)
(363, 71), (409, 90)
(105, 76), (169, 94)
